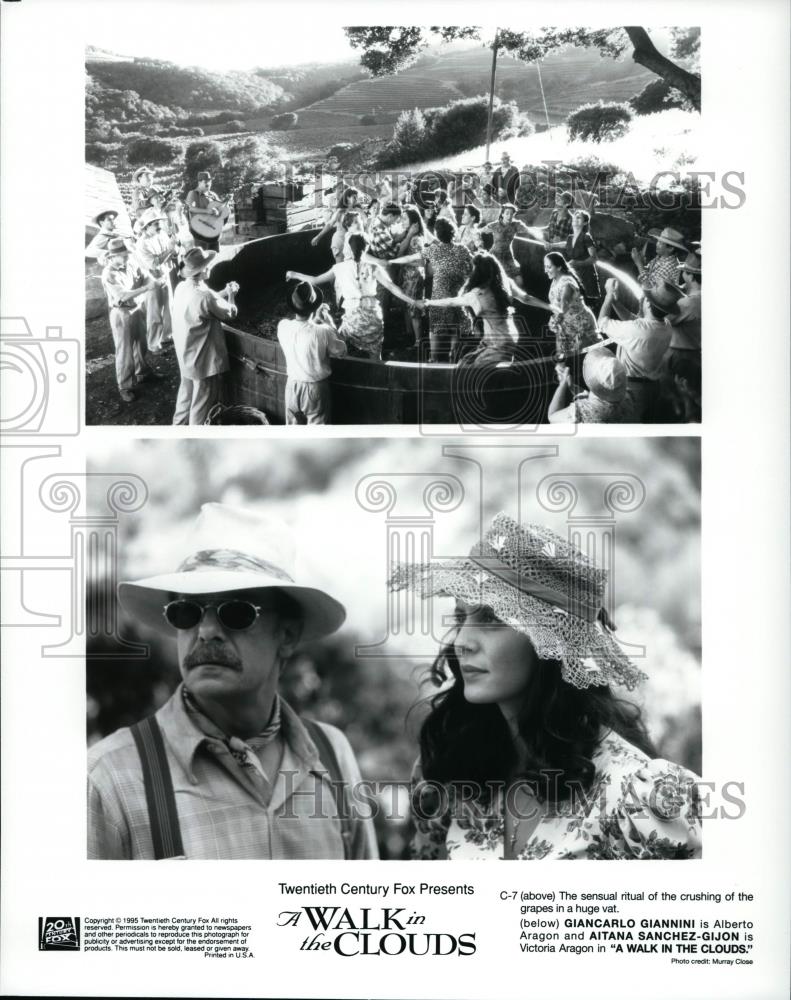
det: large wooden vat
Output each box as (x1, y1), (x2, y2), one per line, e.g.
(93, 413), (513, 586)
(209, 228), (594, 425)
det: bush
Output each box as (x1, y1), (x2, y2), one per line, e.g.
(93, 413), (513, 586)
(126, 136), (179, 166)
(382, 96), (529, 166)
(270, 112), (298, 131)
(182, 140), (223, 194)
(566, 101), (634, 143)
(630, 79), (694, 115)
(221, 120), (248, 134)
(359, 113), (377, 125)
(85, 141), (116, 168)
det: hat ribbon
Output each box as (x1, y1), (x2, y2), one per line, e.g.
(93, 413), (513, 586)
(465, 555), (601, 622)
(177, 548), (294, 582)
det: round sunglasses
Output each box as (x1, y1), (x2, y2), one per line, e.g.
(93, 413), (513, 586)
(162, 599), (273, 632)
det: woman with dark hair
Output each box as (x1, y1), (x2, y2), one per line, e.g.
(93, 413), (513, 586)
(543, 251), (601, 372)
(396, 208), (430, 347)
(482, 203), (532, 290)
(287, 232), (415, 359)
(388, 216), (473, 362)
(434, 188), (456, 224)
(311, 186), (365, 263)
(423, 251), (548, 365)
(422, 202), (438, 235)
(389, 512), (702, 860)
(547, 209), (601, 304)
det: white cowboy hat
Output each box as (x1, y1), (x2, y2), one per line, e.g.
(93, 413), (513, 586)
(389, 512), (645, 691)
(118, 503), (346, 642)
(646, 226), (687, 252)
(139, 207), (167, 230)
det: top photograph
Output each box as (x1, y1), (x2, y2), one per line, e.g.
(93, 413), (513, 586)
(84, 25), (703, 428)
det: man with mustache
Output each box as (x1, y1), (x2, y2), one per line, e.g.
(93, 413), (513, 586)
(87, 503), (378, 860)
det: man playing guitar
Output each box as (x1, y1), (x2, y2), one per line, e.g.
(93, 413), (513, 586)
(185, 171), (228, 251)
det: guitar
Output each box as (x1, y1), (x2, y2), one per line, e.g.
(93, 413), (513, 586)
(188, 196), (232, 240)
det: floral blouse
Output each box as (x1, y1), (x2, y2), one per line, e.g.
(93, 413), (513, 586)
(411, 731), (702, 861)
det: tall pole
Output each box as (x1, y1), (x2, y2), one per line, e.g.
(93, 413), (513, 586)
(485, 30), (500, 163)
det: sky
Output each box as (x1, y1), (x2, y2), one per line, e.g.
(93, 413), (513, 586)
(87, 5), (366, 72)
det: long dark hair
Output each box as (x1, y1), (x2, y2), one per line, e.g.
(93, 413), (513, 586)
(418, 630), (655, 806)
(463, 252), (511, 314)
(545, 251), (584, 295)
(403, 206), (426, 238)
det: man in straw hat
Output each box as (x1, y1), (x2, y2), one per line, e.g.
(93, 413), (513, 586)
(630, 226), (687, 290)
(171, 246), (238, 425)
(87, 207), (121, 262)
(100, 237), (156, 404)
(135, 207), (175, 353)
(598, 277), (682, 422)
(88, 503), (377, 860)
(548, 348), (634, 424)
(277, 281), (347, 425)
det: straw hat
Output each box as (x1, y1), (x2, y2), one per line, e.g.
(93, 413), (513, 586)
(646, 227), (687, 252)
(104, 237), (131, 258)
(583, 349), (627, 404)
(181, 246), (217, 277)
(389, 512), (645, 690)
(118, 503), (346, 643)
(93, 207), (119, 226)
(133, 166), (153, 183)
(139, 207), (167, 231)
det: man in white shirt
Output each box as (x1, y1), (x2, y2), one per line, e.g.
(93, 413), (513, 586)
(598, 278), (682, 421)
(277, 282), (347, 425)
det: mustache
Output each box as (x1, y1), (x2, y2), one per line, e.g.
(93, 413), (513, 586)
(183, 641), (242, 670)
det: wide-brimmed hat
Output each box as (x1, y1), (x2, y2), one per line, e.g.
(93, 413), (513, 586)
(676, 250), (701, 275)
(93, 207), (119, 226)
(118, 503), (346, 643)
(644, 279), (683, 315)
(139, 207), (167, 230)
(197, 170), (212, 183)
(388, 512), (645, 690)
(288, 280), (324, 316)
(181, 246), (217, 276)
(104, 237), (131, 258)
(646, 226), (687, 252)
(133, 166), (153, 183)
(583, 349), (627, 404)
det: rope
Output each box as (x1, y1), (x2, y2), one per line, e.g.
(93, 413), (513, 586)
(535, 60), (552, 135)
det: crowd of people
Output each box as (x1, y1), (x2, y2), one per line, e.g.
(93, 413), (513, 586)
(88, 152), (701, 426)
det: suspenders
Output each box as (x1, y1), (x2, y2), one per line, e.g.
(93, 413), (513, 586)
(131, 715), (352, 859)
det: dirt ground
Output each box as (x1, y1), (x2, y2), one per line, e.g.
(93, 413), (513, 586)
(86, 312), (182, 426)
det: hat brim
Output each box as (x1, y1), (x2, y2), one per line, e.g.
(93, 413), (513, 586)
(182, 250), (217, 276)
(118, 571), (346, 643)
(389, 560), (645, 691)
(646, 233), (687, 252)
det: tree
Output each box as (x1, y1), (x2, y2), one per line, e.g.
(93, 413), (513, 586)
(344, 26), (701, 112)
(391, 108), (427, 161)
(630, 78), (693, 115)
(566, 101), (634, 142)
(216, 138), (271, 196)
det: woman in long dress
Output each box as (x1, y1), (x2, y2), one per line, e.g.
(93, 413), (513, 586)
(396, 208), (430, 348)
(389, 512), (703, 860)
(543, 251), (602, 389)
(287, 233), (415, 360)
(547, 209), (601, 305)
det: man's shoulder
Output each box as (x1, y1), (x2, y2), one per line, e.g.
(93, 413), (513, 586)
(88, 725), (139, 775)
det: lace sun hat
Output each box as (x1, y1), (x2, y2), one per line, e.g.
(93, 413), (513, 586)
(388, 512), (645, 691)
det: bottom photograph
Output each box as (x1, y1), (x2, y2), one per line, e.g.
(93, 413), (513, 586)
(86, 436), (701, 861)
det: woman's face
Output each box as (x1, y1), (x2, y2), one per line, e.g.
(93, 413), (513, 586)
(452, 601), (537, 713)
(502, 208), (515, 224)
(572, 211), (586, 230)
(544, 256), (561, 279)
(409, 235), (423, 253)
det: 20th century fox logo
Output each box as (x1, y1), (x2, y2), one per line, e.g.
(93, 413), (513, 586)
(38, 917), (81, 952)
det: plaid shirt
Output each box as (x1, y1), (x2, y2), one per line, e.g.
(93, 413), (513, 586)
(87, 687), (378, 860)
(638, 252), (680, 289)
(544, 208), (574, 243)
(367, 218), (400, 260)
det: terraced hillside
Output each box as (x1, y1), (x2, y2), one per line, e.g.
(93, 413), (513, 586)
(305, 73), (463, 120)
